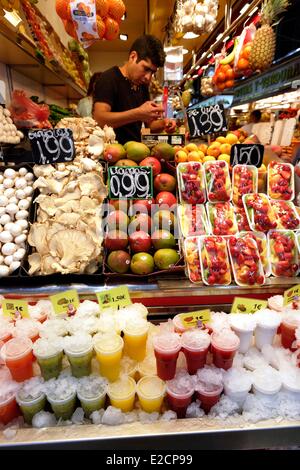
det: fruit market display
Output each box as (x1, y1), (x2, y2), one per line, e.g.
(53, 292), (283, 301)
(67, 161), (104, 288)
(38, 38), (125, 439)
(268, 230), (298, 277)
(267, 162), (294, 201)
(232, 165), (258, 207)
(176, 0), (219, 36)
(234, 206), (251, 232)
(207, 202), (238, 236)
(183, 236), (202, 283)
(204, 161), (231, 203)
(0, 106), (24, 145)
(0, 167), (34, 278)
(68, 40), (91, 88)
(228, 236), (265, 286)
(240, 231), (270, 277)
(199, 236), (231, 285)
(177, 162), (206, 205)
(178, 204), (208, 237)
(243, 193), (277, 232)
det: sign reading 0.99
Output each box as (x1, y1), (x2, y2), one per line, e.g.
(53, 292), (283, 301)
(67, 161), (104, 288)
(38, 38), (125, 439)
(187, 104), (227, 138)
(28, 128), (75, 165)
(108, 166), (153, 199)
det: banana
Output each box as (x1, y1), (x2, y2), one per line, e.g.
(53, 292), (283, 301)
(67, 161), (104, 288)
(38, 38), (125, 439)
(220, 38), (239, 65)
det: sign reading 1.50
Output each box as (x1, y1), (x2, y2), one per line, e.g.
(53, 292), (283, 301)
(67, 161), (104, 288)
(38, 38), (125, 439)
(108, 166), (153, 199)
(187, 104), (227, 138)
(28, 128), (75, 164)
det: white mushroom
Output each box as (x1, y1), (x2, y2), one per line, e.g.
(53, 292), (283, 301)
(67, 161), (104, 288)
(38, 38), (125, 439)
(14, 178), (27, 189)
(3, 168), (16, 179)
(0, 265), (9, 277)
(2, 242), (16, 256)
(18, 199), (30, 211)
(9, 261), (20, 273)
(4, 255), (14, 266)
(18, 167), (28, 176)
(6, 203), (18, 215)
(0, 196), (9, 207)
(15, 189), (26, 200)
(14, 234), (26, 245)
(0, 231), (13, 243)
(15, 210), (29, 220)
(0, 214), (11, 226)
(3, 178), (14, 189)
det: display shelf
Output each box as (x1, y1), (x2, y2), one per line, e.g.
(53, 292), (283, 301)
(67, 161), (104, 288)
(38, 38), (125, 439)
(0, 23), (85, 101)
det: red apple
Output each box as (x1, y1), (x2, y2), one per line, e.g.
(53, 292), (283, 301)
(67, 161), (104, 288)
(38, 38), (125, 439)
(128, 213), (152, 235)
(129, 198), (155, 215)
(154, 173), (176, 193)
(155, 191), (177, 207)
(104, 230), (128, 251)
(139, 157), (161, 177)
(129, 230), (152, 253)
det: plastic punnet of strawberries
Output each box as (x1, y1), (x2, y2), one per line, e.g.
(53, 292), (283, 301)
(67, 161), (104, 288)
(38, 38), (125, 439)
(269, 231), (298, 277)
(205, 161), (231, 202)
(245, 193), (277, 232)
(270, 201), (300, 230)
(208, 202), (237, 236)
(235, 206), (251, 231)
(232, 165), (257, 207)
(184, 237), (202, 283)
(179, 163), (205, 204)
(228, 236), (265, 286)
(201, 236), (231, 285)
(268, 162), (294, 201)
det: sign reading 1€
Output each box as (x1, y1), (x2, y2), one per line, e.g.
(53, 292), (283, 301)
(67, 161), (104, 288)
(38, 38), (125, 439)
(179, 310), (211, 328)
(2, 299), (29, 319)
(50, 290), (80, 315)
(231, 297), (268, 314)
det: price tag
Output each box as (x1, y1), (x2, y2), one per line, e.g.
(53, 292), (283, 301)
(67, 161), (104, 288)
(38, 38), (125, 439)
(108, 166), (153, 199)
(283, 284), (300, 306)
(230, 144), (264, 167)
(179, 309), (211, 328)
(187, 104), (227, 138)
(2, 299), (29, 319)
(96, 287), (132, 309)
(231, 297), (268, 314)
(28, 128), (75, 165)
(50, 290), (80, 315)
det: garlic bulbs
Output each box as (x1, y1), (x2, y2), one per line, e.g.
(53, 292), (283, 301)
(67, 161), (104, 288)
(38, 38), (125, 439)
(0, 106), (24, 144)
(177, 0), (219, 36)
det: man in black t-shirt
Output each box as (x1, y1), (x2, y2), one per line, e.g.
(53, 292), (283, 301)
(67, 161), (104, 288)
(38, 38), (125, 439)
(93, 35), (166, 145)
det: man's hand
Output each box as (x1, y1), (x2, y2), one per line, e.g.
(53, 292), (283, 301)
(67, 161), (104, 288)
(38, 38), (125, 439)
(137, 101), (164, 121)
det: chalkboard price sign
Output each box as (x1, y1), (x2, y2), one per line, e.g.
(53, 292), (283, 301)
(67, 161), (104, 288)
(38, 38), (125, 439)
(108, 166), (153, 199)
(230, 144), (264, 168)
(187, 104), (227, 138)
(28, 128), (75, 164)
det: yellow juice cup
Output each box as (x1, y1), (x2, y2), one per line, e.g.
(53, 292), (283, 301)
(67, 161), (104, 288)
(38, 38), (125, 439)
(136, 375), (166, 413)
(137, 354), (157, 379)
(93, 333), (124, 382)
(123, 319), (149, 362)
(107, 376), (136, 412)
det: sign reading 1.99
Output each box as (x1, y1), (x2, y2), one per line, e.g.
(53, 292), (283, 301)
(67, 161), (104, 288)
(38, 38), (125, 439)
(28, 128), (75, 164)
(187, 104), (227, 138)
(108, 166), (153, 199)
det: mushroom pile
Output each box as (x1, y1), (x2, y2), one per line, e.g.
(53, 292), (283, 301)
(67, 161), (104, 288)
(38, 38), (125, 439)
(28, 157), (107, 275)
(0, 106), (24, 145)
(177, 0), (219, 35)
(56, 117), (116, 160)
(0, 167), (34, 277)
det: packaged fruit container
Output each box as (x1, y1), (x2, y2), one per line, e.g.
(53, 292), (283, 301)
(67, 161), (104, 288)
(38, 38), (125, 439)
(267, 161), (294, 201)
(240, 231), (270, 277)
(270, 200), (300, 231)
(232, 165), (258, 207)
(203, 160), (232, 203)
(199, 236), (231, 286)
(178, 204), (209, 238)
(206, 202), (238, 236)
(177, 162), (206, 205)
(183, 237), (202, 283)
(228, 236), (265, 287)
(242, 193), (277, 232)
(234, 206), (251, 232)
(268, 230), (299, 277)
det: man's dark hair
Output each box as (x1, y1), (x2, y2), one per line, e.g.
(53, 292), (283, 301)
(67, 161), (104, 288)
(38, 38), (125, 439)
(129, 34), (166, 68)
(250, 110), (262, 122)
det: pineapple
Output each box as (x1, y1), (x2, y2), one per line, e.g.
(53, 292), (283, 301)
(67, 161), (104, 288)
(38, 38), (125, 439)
(249, 0), (290, 72)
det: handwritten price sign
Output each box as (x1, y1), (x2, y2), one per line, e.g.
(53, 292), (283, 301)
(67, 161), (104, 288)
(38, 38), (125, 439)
(28, 128), (75, 164)
(108, 166), (153, 199)
(179, 309), (211, 328)
(231, 297), (268, 314)
(230, 144), (264, 168)
(187, 104), (227, 138)
(96, 286), (132, 309)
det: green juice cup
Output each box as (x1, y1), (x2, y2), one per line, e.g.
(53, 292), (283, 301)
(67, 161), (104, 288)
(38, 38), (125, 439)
(47, 390), (77, 420)
(77, 375), (108, 417)
(64, 334), (94, 378)
(16, 391), (46, 424)
(33, 338), (64, 381)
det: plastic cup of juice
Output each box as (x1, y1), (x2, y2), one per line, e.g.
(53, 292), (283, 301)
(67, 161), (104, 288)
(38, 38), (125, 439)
(0, 321), (14, 343)
(137, 355), (157, 379)
(107, 376), (136, 412)
(280, 312), (300, 350)
(172, 314), (189, 334)
(181, 329), (211, 374)
(166, 375), (194, 418)
(210, 330), (240, 370)
(152, 333), (181, 381)
(33, 338), (64, 380)
(77, 377), (107, 418)
(1, 337), (34, 382)
(254, 310), (281, 350)
(16, 390), (46, 424)
(136, 376), (166, 413)
(93, 333), (124, 382)
(0, 393), (20, 425)
(195, 381), (223, 414)
(47, 390), (77, 420)
(123, 319), (149, 362)
(14, 319), (40, 343)
(64, 334), (94, 378)
(229, 314), (256, 354)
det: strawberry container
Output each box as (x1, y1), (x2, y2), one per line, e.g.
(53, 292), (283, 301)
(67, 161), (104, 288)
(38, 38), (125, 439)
(234, 205), (251, 232)
(178, 204), (209, 238)
(199, 236), (231, 286)
(232, 165), (258, 207)
(240, 231), (271, 277)
(270, 200), (300, 231)
(177, 162), (206, 205)
(183, 237), (202, 283)
(206, 202), (238, 236)
(267, 162), (294, 201)
(243, 193), (277, 233)
(228, 236), (265, 287)
(268, 230), (299, 277)
(203, 160), (232, 203)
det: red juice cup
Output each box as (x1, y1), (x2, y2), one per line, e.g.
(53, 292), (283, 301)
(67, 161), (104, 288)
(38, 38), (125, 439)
(153, 333), (181, 381)
(0, 393), (20, 425)
(211, 330), (240, 370)
(280, 312), (300, 351)
(173, 314), (189, 334)
(181, 329), (211, 374)
(195, 381), (223, 414)
(1, 337), (34, 382)
(166, 375), (194, 418)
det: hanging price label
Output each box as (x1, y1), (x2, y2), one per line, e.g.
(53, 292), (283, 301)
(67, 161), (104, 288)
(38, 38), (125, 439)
(179, 309), (211, 328)
(28, 128), (75, 165)
(2, 299), (29, 319)
(50, 290), (80, 315)
(96, 287), (132, 309)
(187, 104), (227, 138)
(231, 297), (268, 314)
(108, 166), (153, 199)
(283, 284), (300, 306)
(230, 144), (264, 167)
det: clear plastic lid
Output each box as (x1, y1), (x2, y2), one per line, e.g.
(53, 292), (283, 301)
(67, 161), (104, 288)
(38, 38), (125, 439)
(206, 202), (238, 237)
(270, 200), (300, 231)
(183, 236), (202, 284)
(267, 161), (294, 202)
(199, 235), (231, 286)
(228, 236), (265, 287)
(178, 204), (209, 238)
(239, 231), (270, 277)
(152, 333), (181, 353)
(166, 373), (194, 396)
(93, 333), (123, 354)
(1, 337), (32, 361)
(107, 376), (136, 399)
(268, 230), (299, 277)
(242, 193), (277, 233)
(33, 337), (63, 358)
(64, 333), (93, 355)
(203, 160), (232, 203)
(232, 164), (258, 207)
(177, 162), (206, 205)
(211, 330), (240, 351)
(137, 376), (166, 398)
(181, 328), (211, 350)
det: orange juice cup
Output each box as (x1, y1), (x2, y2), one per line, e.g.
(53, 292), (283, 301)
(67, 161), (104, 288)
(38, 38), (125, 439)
(107, 376), (136, 412)
(0, 393), (20, 424)
(123, 319), (149, 362)
(136, 376), (166, 413)
(93, 333), (124, 382)
(1, 337), (34, 382)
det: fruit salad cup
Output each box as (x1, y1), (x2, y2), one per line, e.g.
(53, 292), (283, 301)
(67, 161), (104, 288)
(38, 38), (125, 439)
(243, 193), (277, 232)
(268, 230), (299, 277)
(178, 204), (209, 237)
(234, 206), (251, 231)
(183, 237), (202, 283)
(199, 236), (231, 286)
(270, 200), (300, 230)
(240, 231), (270, 277)
(228, 236), (265, 286)
(268, 161), (294, 201)
(207, 202), (238, 236)
(232, 164), (258, 207)
(204, 160), (231, 203)
(177, 162), (206, 204)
